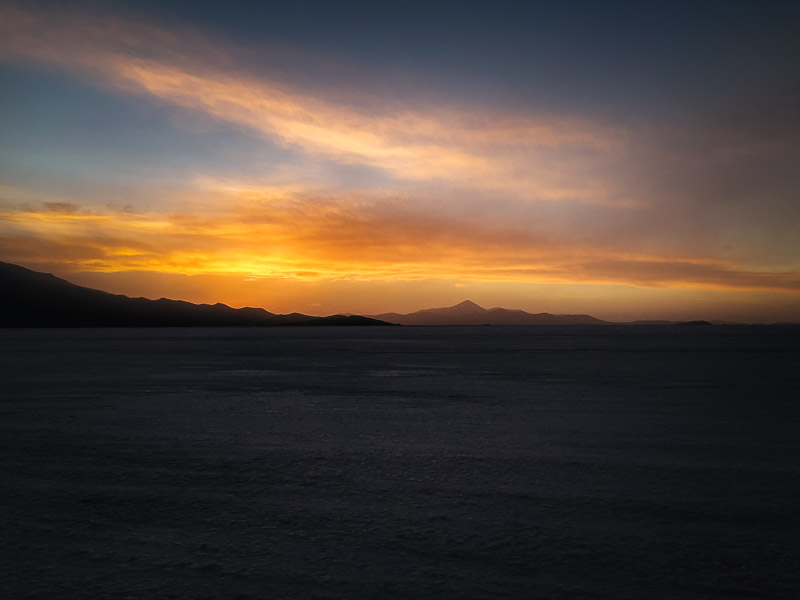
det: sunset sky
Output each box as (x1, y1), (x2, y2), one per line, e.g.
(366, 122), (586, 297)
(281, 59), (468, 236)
(1, 1), (799, 321)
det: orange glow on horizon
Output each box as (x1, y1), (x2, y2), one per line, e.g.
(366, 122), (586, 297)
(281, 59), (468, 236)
(3, 200), (799, 298)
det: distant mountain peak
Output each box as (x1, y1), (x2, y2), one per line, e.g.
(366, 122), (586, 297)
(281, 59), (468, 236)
(453, 300), (484, 310)
(368, 299), (609, 326)
(427, 300), (487, 315)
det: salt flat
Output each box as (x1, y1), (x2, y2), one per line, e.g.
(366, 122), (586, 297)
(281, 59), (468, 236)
(1, 326), (799, 599)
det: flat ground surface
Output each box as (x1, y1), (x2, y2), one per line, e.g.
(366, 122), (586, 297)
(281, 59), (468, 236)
(1, 326), (799, 599)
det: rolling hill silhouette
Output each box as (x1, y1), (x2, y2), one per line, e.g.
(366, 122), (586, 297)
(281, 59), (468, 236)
(369, 300), (609, 326)
(0, 262), (391, 327)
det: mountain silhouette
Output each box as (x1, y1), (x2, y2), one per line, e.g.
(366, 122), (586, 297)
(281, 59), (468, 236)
(0, 262), (392, 327)
(369, 300), (608, 326)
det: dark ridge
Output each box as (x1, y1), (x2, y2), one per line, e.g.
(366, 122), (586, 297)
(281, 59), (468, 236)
(0, 262), (392, 328)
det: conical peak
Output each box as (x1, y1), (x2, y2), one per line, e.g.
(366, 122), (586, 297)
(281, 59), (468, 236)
(447, 300), (486, 313)
(454, 300), (481, 308)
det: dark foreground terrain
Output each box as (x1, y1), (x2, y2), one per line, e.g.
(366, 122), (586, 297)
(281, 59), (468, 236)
(0, 261), (390, 327)
(1, 326), (799, 599)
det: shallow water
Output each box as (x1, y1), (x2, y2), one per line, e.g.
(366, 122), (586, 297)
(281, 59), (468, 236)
(2, 326), (799, 598)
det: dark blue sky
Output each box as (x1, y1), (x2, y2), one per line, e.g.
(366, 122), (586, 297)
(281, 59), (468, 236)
(113, 0), (800, 119)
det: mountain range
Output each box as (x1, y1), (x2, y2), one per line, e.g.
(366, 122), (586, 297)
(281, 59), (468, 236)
(0, 262), (391, 327)
(1, 261), (734, 327)
(368, 300), (609, 326)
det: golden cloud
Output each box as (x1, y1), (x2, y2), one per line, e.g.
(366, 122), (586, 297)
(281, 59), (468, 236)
(2, 195), (799, 295)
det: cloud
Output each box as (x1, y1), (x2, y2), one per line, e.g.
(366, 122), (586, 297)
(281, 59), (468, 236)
(0, 4), (625, 200)
(2, 191), (799, 295)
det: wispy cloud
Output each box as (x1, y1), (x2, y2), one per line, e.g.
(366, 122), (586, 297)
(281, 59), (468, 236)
(0, 4), (625, 200)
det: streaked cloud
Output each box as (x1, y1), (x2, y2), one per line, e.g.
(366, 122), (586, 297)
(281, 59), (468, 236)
(0, 4), (625, 201)
(3, 191), (798, 295)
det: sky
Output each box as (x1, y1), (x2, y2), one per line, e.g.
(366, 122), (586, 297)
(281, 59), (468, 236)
(1, 0), (799, 322)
